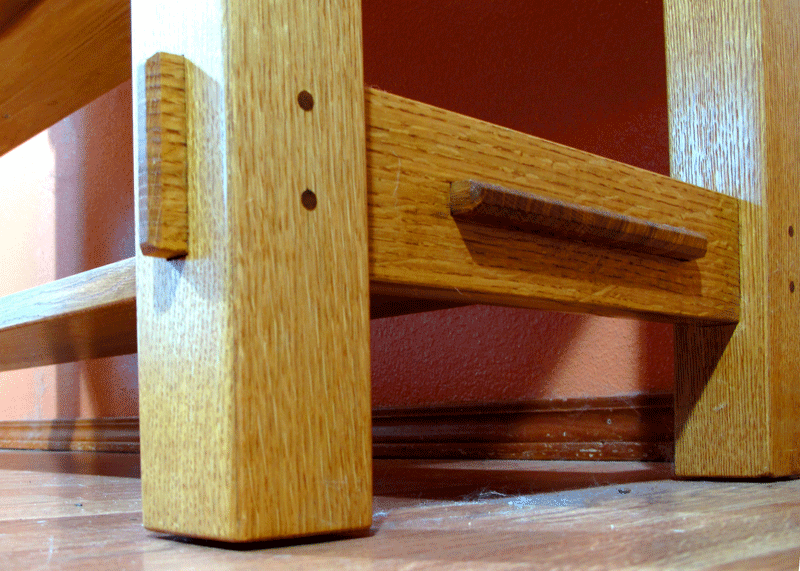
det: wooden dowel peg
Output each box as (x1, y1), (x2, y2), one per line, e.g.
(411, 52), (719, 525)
(450, 180), (708, 261)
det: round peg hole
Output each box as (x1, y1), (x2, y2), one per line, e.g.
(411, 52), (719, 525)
(790, 225), (795, 237)
(791, 281), (795, 293)
(301, 189), (317, 211)
(297, 90), (314, 111)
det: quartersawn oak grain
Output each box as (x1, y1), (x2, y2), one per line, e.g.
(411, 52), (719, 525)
(133, 0), (372, 542)
(668, 0), (800, 477)
(0, 258), (136, 372)
(140, 52), (188, 259)
(0, 82), (741, 374)
(367, 88), (738, 322)
(450, 179), (708, 261)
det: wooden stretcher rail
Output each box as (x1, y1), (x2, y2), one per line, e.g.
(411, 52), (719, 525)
(0, 258), (136, 372)
(0, 89), (739, 372)
(135, 79), (737, 321)
(366, 88), (739, 322)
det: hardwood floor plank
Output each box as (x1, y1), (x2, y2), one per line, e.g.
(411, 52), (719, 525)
(0, 454), (798, 570)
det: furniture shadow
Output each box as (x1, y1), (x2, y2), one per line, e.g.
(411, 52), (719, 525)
(454, 220), (703, 310)
(673, 322), (737, 448)
(372, 458), (673, 502)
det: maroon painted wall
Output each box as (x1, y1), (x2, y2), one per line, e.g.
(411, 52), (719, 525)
(0, 1), (673, 419)
(362, 0), (669, 174)
(364, 0), (674, 407)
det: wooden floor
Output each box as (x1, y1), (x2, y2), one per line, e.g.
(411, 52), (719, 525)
(2, 452), (800, 570)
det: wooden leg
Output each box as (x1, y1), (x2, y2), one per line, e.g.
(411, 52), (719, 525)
(133, 0), (372, 541)
(666, 0), (800, 477)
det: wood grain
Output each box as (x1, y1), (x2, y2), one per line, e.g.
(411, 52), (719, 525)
(450, 179), (708, 261)
(0, 258), (136, 372)
(0, 262), (461, 372)
(0, 418), (139, 452)
(373, 394), (674, 462)
(0, 450), (141, 478)
(367, 88), (739, 323)
(3, 456), (800, 570)
(140, 52), (188, 259)
(667, 0), (800, 477)
(0, 0), (130, 156)
(0, 395), (672, 462)
(133, 0), (372, 542)
(0, 79), (744, 374)
(0, 0), (36, 33)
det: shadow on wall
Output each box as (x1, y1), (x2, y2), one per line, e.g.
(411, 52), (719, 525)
(364, 0), (674, 405)
(49, 82), (138, 419)
(370, 307), (673, 407)
(3, 0), (674, 420)
(362, 0), (670, 174)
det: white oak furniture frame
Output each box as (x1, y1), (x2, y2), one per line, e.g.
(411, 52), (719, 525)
(0, 0), (797, 543)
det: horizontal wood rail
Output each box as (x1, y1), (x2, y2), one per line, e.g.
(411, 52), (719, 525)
(367, 89), (738, 322)
(0, 258), (136, 372)
(0, 0), (736, 326)
(0, 89), (739, 372)
(450, 180), (708, 261)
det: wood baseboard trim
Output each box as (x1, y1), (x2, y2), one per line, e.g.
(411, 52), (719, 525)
(0, 394), (674, 461)
(0, 418), (140, 453)
(372, 394), (674, 462)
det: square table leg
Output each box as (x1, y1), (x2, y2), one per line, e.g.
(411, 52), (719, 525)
(133, 0), (372, 541)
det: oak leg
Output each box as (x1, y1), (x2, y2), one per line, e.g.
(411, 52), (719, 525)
(133, 0), (372, 541)
(666, 0), (800, 477)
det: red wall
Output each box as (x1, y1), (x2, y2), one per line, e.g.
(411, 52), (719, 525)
(0, 0), (673, 419)
(362, 0), (669, 174)
(364, 0), (673, 406)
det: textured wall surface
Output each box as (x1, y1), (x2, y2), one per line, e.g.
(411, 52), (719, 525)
(0, 0), (672, 419)
(364, 0), (674, 406)
(0, 82), (137, 419)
